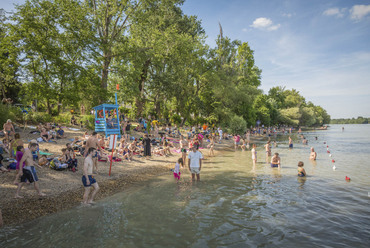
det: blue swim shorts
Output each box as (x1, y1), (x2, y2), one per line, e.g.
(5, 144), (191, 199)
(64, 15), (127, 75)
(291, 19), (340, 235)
(82, 175), (97, 187)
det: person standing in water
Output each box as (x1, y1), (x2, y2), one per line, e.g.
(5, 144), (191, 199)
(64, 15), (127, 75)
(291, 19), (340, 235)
(251, 144), (257, 165)
(289, 136), (293, 149)
(188, 146), (203, 181)
(310, 147), (317, 160)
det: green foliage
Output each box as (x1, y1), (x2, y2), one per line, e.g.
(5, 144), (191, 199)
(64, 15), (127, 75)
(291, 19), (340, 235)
(52, 112), (72, 125)
(2, 0), (330, 129)
(80, 115), (95, 130)
(331, 116), (369, 124)
(27, 112), (52, 124)
(170, 114), (182, 125)
(228, 114), (247, 134)
(0, 104), (23, 126)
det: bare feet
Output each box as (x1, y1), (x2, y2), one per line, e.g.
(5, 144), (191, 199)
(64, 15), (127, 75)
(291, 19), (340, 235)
(14, 195), (23, 199)
(13, 181), (19, 185)
(38, 192), (46, 197)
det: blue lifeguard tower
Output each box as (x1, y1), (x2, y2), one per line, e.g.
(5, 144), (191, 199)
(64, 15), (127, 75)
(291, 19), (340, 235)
(93, 93), (121, 138)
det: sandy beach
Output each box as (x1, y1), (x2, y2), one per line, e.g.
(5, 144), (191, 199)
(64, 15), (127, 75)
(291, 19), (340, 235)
(0, 126), (232, 227)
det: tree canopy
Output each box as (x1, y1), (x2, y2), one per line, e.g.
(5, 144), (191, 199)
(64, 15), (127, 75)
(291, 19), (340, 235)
(0, 0), (330, 128)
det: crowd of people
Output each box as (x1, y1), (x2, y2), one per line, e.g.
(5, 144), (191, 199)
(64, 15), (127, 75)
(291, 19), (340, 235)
(1, 116), (316, 218)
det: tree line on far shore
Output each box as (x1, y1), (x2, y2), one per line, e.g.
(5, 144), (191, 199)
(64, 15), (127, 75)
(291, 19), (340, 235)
(330, 117), (369, 125)
(0, 0), (330, 133)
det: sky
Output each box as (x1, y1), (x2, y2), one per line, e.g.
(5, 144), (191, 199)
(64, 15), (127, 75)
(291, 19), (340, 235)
(1, 0), (370, 119)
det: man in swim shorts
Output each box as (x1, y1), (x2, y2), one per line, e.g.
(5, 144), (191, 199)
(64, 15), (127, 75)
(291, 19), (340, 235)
(289, 136), (293, 148)
(3, 119), (15, 142)
(82, 147), (100, 204)
(270, 153), (281, 168)
(14, 143), (46, 198)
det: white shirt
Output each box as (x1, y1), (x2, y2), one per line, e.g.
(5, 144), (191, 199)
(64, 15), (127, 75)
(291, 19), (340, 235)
(188, 151), (203, 168)
(174, 162), (180, 174)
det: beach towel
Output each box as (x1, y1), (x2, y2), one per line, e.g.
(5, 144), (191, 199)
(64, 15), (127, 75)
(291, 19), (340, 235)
(39, 151), (53, 156)
(69, 128), (80, 131)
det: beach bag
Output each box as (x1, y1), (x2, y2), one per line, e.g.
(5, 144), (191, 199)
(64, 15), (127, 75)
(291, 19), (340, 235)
(37, 137), (43, 142)
(7, 162), (16, 170)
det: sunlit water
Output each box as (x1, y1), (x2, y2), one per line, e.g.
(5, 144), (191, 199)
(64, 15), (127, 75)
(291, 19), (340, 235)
(1, 124), (370, 247)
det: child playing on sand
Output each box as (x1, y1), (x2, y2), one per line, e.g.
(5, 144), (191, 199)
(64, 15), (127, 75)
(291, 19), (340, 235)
(297, 161), (306, 177)
(271, 153), (281, 168)
(173, 158), (183, 181)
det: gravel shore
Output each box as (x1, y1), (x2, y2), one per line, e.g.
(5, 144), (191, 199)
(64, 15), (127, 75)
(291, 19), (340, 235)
(0, 126), (231, 227)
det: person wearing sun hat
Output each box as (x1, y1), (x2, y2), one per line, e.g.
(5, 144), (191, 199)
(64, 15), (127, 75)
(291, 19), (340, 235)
(3, 119), (15, 142)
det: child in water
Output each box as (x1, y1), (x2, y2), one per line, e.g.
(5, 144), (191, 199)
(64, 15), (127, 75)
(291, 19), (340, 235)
(297, 161), (306, 177)
(173, 158), (183, 181)
(251, 144), (257, 165)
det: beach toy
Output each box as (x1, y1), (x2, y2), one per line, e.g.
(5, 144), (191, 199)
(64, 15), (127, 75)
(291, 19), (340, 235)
(96, 121), (100, 124)
(332, 159), (335, 163)
(345, 176), (351, 181)
(333, 165), (336, 170)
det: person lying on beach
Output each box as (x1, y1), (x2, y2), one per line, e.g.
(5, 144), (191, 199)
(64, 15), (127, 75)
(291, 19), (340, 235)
(40, 128), (51, 142)
(270, 153), (281, 168)
(38, 155), (48, 166)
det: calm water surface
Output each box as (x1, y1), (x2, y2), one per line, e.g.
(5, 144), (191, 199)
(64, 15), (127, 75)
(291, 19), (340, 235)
(1, 124), (370, 247)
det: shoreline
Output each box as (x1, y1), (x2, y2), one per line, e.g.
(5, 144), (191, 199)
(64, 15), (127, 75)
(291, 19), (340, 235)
(0, 127), (234, 227)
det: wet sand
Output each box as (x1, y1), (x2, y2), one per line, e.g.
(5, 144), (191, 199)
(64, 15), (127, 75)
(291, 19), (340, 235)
(0, 127), (233, 227)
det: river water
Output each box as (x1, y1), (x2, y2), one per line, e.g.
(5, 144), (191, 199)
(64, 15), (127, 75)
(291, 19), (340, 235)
(1, 124), (370, 247)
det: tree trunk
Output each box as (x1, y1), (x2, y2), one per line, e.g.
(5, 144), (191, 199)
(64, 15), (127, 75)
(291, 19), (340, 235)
(47, 99), (51, 115)
(136, 59), (151, 117)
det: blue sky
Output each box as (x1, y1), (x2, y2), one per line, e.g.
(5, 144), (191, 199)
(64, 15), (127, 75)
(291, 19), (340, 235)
(2, 0), (370, 118)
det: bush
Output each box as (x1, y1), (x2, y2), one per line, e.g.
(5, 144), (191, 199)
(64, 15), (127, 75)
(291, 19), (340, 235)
(229, 115), (247, 134)
(53, 112), (72, 125)
(0, 104), (23, 126)
(80, 115), (95, 130)
(170, 114), (182, 125)
(27, 112), (52, 124)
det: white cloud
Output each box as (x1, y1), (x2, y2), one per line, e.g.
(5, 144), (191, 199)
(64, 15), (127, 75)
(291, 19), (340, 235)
(250, 17), (281, 31)
(282, 13), (293, 18)
(242, 28), (248, 32)
(350, 5), (370, 21)
(323, 7), (346, 18)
